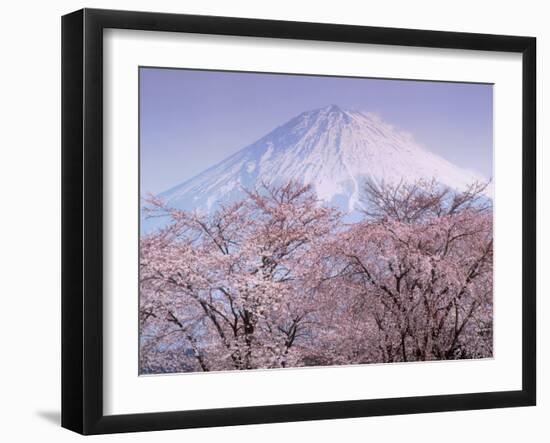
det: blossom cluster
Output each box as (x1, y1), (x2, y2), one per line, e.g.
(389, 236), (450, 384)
(139, 180), (493, 373)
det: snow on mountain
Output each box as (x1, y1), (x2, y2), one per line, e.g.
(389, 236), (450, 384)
(144, 105), (488, 230)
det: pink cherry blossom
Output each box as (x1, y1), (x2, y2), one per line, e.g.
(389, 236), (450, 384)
(140, 180), (492, 373)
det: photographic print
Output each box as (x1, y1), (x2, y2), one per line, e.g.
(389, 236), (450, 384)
(139, 68), (494, 375)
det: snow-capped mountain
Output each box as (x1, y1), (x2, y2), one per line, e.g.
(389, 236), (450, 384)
(144, 105), (488, 230)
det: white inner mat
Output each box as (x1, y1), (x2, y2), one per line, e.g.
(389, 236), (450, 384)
(103, 28), (523, 415)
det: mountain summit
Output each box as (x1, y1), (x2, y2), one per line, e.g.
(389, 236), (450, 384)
(150, 105), (487, 225)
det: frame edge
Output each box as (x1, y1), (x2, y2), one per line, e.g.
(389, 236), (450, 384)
(521, 36), (537, 406)
(61, 8), (85, 435)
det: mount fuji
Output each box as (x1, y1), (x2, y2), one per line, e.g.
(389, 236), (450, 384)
(144, 105), (488, 231)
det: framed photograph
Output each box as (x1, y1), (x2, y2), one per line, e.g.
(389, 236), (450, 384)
(62, 8), (536, 435)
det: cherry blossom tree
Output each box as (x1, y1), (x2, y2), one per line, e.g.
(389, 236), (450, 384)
(140, 182), (340, 372)
(323, 180), (493, 363)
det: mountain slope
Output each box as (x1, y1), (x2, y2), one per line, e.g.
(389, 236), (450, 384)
(146, 105), (488, 229)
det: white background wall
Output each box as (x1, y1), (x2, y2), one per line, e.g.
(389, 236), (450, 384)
(0, 0), (546, 441)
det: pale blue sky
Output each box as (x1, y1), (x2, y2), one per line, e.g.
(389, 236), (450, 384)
(140, 67), (493, 194)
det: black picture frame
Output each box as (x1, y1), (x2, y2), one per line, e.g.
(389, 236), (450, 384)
(61, 8), (536, 435)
